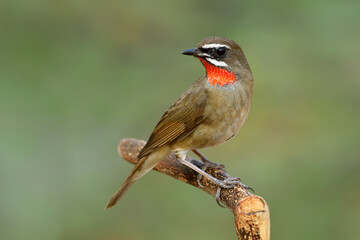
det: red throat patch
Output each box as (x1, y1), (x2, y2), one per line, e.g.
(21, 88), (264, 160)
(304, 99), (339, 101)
(199, 58), (236, 86)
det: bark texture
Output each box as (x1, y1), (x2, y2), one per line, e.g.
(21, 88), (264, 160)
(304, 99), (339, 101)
(117, 138), (270, 240)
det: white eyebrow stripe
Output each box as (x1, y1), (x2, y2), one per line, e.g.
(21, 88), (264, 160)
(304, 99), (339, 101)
(201, 43), (230, 49)
(206, 58), (228, 67)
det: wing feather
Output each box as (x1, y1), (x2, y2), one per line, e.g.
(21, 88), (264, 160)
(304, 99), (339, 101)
(138, 85), (207, 159)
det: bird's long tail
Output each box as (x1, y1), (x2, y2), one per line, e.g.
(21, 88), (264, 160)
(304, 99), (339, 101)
(105, 156), (149, 209)
(105, 147), (170, 208)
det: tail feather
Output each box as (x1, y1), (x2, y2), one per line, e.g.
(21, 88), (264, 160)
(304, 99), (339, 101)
(105, 147), (170, 209)
(105, 176), (135, 209)
(105, 157), (148, 209)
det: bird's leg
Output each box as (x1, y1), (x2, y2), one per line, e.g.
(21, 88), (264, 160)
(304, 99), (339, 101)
(176, 152), (253, 207)
(192, 150), (253, 192)
(176, 154), (239, 189)
(192, 150), (220, 188)
(192, 150), (218, 167)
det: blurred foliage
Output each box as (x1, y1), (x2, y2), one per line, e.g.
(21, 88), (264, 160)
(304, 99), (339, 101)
(0, 0), (359, 239)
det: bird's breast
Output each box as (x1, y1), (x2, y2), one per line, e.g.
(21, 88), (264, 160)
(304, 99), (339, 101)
(188, 82), (252, 149)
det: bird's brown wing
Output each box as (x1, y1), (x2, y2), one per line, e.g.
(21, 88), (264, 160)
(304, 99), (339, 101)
(138, 87), (207, 159)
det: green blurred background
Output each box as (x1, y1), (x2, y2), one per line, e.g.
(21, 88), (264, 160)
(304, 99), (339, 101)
(1, 0), (359, 239)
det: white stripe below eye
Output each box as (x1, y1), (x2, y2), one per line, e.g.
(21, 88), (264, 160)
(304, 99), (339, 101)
(197, 53), (211, 57)
(206, 58), (228, 67)
(201, 43), (230, 49)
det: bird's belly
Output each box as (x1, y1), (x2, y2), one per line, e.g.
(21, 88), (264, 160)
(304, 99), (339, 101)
(184, 106), (249, 150)
(204, 115), (243, 146)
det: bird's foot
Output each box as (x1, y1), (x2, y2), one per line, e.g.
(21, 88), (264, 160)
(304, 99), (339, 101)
(180, 150), (254, 207)
(218, 176), (254, 192)
(213, 176), (241, 188)
(213, 177), (254, 208)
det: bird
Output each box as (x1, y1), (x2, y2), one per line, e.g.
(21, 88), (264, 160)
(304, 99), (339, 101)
(105, 36), (253, 209)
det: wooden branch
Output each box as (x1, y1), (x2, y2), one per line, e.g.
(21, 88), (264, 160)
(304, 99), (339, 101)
(118, 138), (270, 240)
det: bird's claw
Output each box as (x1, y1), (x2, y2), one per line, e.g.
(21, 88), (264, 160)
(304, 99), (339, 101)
(242, 183), (255, 193)
(197, 174), (205, 188)
(215, 187), (226, 208)
(216, 176), (241, 188)
(191, 150), (254, 207)
(214, 177), (254, 208)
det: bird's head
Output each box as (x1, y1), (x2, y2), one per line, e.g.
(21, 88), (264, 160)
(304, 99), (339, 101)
(182, 37), (251, 86)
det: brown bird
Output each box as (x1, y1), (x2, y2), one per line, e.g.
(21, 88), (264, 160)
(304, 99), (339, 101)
(105, 36), (253, 208)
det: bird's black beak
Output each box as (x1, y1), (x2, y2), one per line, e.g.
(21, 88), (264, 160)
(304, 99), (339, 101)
(181, 48), (198, 56)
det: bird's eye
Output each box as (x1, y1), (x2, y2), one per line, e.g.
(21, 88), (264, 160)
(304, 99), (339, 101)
(217, 47), (226, 56)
